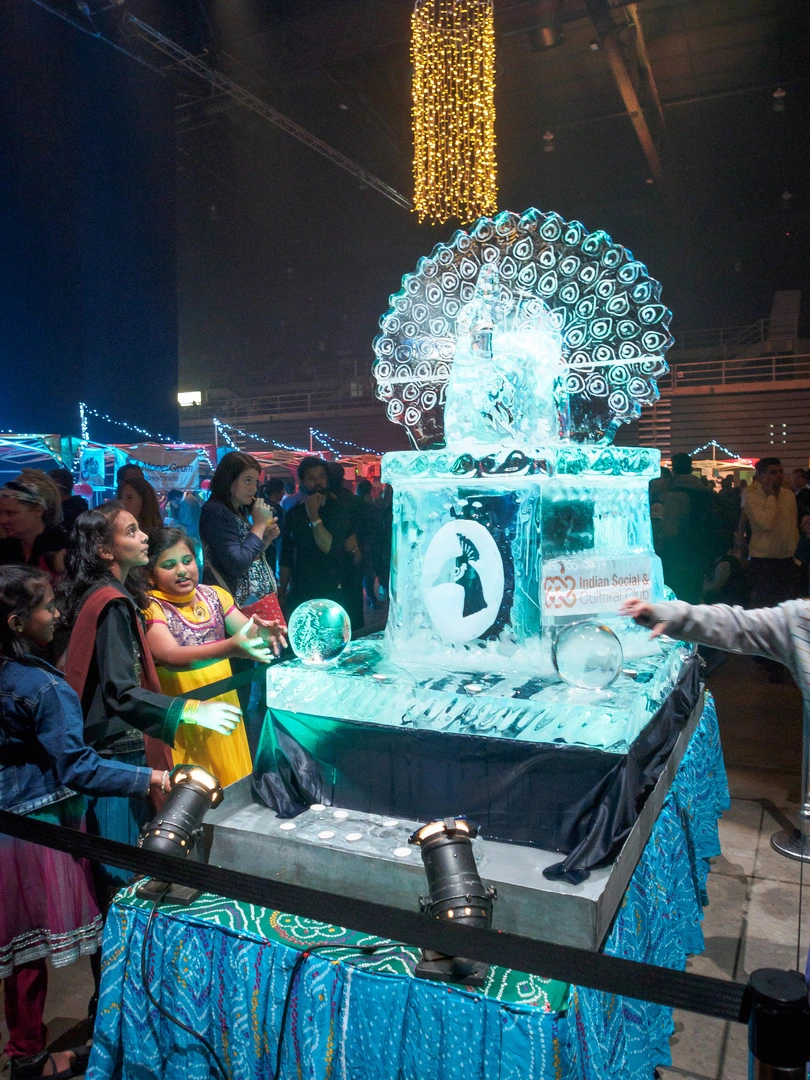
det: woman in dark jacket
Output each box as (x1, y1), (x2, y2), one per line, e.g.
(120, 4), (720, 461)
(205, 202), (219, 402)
(0, 566), (168, 1080)
(199, 451), (280, 611)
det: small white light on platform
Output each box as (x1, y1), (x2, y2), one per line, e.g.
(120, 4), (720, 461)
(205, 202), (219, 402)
(279, 822), (296, 831)
(318, 830), (336, 840)
(345, 832), (363, 842)
(465, 683), (483, 693)
(394, 847), (412, 858)
(333, 809), (349, 819)
(382, 819), (399, 827)
(310, 804), (325, 812)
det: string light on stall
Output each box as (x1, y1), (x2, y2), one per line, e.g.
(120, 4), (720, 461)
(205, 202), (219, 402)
(309, 428), (381, 455)
(689, 439), (742, 460)
(78, 401), (175, 444)
(213, 418), (307, 454)
(411, 0), (497, 225)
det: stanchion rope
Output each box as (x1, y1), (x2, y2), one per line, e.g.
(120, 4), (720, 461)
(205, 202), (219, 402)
(0, 808), (747, 1024)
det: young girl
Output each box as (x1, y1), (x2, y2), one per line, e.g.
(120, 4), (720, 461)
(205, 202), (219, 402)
(144, 529), (286, 786)
(0, 566), (168, 1080)
(58, 504), (242, 893)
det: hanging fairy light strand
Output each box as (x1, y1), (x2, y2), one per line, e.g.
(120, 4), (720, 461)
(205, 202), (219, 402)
(309, 428), (381, 456)
(689, 439), (745, 460)
(79, 402), (176, 444)
(212, 418), (308, 454)
(411, 0), (497, 225)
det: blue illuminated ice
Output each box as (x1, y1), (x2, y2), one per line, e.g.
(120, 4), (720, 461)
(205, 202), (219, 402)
(267, 208), (685, 753)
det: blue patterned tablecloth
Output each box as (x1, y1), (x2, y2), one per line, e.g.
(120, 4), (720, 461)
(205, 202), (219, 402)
(87, 693), (728, 1080)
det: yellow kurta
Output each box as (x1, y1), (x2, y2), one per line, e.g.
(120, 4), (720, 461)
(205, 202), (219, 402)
(144, 584), (252, 787)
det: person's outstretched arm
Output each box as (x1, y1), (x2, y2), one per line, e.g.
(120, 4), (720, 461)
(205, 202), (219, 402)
(621, 598), (795, 667)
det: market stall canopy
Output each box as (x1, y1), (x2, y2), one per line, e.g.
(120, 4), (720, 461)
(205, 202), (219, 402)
(0, 434), (64, 484)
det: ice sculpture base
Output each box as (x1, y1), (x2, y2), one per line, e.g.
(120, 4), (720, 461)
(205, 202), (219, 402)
(204, 691), (703, 950)
(266, 633), (692, 754)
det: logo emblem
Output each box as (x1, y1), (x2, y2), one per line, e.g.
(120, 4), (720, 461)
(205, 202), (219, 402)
(422, 520), (505, 643)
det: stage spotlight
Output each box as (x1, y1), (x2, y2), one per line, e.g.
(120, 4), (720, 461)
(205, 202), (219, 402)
(408, 816), (497, 987)
(136, 765), (224, 903)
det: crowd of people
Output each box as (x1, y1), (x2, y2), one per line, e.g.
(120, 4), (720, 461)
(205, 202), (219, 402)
(651, 454), (810, 612)
(0, 450), (391, 1079)
(4, 442), (808, 1075)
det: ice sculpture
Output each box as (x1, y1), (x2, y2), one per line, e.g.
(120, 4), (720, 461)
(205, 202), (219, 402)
(373, 208), (672, 448)
(267, 208), (688, 755)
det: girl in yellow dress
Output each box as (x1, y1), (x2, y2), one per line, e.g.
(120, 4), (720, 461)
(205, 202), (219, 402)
(143, 528), (286, 786)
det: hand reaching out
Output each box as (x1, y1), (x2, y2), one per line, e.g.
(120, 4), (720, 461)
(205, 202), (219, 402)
(230, 617), (276, 662)
(619, 598), (668, 638)
(251, 614), (288, 655)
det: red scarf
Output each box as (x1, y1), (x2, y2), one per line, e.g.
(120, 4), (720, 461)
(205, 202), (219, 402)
(65, 585), (174, 781)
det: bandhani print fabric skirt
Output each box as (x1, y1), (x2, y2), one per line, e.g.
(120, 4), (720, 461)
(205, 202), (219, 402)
(0, 795), (103, 979)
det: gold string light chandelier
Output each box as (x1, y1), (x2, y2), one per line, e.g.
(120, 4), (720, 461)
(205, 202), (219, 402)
(411, 0), (498, 225)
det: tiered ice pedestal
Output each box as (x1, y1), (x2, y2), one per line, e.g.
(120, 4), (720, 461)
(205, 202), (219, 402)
(244, 440), (695, 866)
(204, 685), (703, 950)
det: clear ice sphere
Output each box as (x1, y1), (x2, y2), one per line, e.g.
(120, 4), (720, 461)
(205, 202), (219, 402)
(288, 599), (351, 665)
(552, 621), (624, 690)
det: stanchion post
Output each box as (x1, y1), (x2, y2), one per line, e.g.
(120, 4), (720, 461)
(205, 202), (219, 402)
(744, 969), (810, 1079)
(771, 708), (810, 861)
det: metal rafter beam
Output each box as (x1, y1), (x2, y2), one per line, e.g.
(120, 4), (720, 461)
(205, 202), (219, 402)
(123, 15), (413, 211)
(583, 0), (663, 182)
(627, 3), (665, 129)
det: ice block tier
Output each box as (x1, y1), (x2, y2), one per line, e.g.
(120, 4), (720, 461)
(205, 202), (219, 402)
(382, 441), (665, 675)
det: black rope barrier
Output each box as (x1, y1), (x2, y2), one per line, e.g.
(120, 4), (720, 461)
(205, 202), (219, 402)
(0, 808), (748, 1024)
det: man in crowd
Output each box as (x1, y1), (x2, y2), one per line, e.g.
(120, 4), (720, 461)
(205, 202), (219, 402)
(48, 467), (89, 533)
(792, 467), (810, 523)
(743, 457), (798, 608)
(260, 477), (287, 574)
(278, 456), (353, 618)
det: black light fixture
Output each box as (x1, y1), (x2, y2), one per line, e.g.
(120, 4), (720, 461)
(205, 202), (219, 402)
(408, 816), (497, 987)
(136, 765), (224, 904)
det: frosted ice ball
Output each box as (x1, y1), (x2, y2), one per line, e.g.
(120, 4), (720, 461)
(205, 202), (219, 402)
(552, 621), (623, 690)
(288, 599), (351, 665)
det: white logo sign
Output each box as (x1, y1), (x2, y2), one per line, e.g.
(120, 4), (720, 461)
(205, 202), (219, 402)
(542, 554), (655, 619)
(422, 520), (505, 643)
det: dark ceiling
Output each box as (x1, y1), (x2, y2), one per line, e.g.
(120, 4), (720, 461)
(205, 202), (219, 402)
(51, 0), (810, 378)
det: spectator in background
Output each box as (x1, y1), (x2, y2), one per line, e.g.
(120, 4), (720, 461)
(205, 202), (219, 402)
(279, 457), (353, 620)
(116, 463), (145, 488)
(49, 467), (89, 534)
(714, 474), (742, 553)
(354, 479), (381, 608)
(117, 475), (163, 533)
(280, 477), (305, 512)
(260, 478), (286, 575)
(162, 488), (184, 528)
(744, 457), (798, 608)
(792, 467), (810, 524)
(658, 453), (714, 603)
(0, 471), (68, 585)
(326, 462), (364, 631)
(178, 490), (203, 541)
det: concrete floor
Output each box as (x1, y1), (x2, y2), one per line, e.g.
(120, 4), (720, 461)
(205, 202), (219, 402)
(1, 651), (807, 1078)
